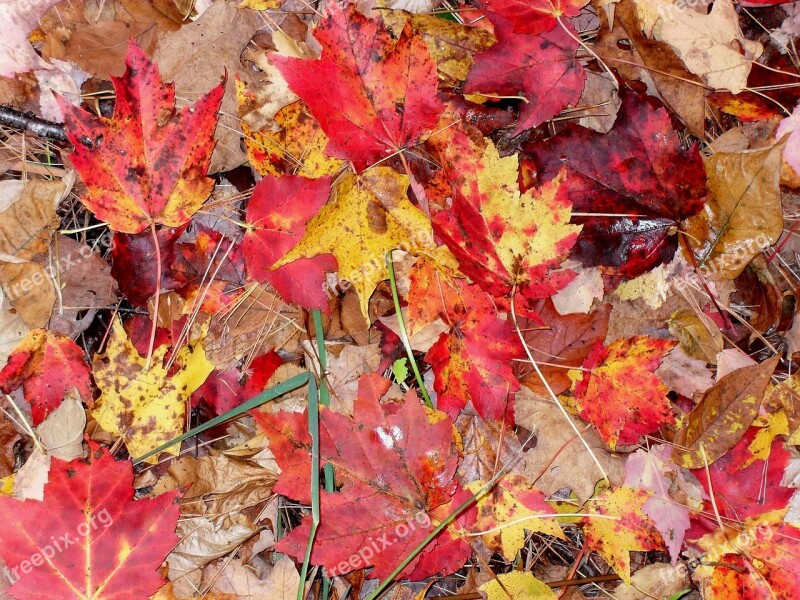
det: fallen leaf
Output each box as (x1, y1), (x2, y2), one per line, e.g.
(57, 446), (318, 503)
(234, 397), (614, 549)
(0, 441), (180, 599)
(573, 336), (676, 449)
(91, 317), (214, 462)
(668, 308), (723, 364)
(0, 329), (92, 426)
(480, 571), (557, 599)
(683, 141), (785, 279)
(674, 355), (779, 468)
(464, 13), (585, 134)
(59, 41), (224, 234)
(0, 0), (62, 77)
(255, 379), (475, 580)
(485, 0), (590, 35)
(582, 487), (664, 584)
(242, 174), (336, 311)
(275, 168), (434, 319)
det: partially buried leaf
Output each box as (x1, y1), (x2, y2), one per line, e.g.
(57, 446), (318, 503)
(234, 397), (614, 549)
(480, 571), (557, 599)
(271, 3), (444, 170)
(0, 441), (180, 599)
(464, 13), (585, 134)
(254, 375), (475, 580)
(668, 308), (723, 365)
(674, 355), (779, 468)
(0, 0), (62, 77)
(467, 473), (564, 560)
(573, 336), (676, 449)
(59, 41), (224, 234)
(514, 299), (611, 396)
(275, 168), (434, 320)
(91, 317), (214, 462)
(683, 141), (785, 280)
(485, 0), (590, 35)
(0, 329), (92, 426)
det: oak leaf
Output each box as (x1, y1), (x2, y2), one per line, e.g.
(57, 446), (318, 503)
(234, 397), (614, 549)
(59, 41), (224, 234)
(0, 441), (180, 599)
(254, 374), (475, 580)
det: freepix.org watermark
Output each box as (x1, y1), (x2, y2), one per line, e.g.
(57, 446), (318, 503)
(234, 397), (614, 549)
(327, 510), (432, 576)
(2, 508), (113, 584)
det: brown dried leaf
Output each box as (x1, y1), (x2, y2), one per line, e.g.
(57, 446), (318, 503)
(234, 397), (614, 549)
(674, 355), (779, 468)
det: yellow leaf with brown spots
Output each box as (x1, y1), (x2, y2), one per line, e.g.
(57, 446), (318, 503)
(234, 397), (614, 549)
(468, 474), (564, 561)
(582, 487), (664, 585)
(274, 167), (435, 319)
(91, 317), (214, 463)
(674, 355), (779, 469)
(238, 94), (343, 178)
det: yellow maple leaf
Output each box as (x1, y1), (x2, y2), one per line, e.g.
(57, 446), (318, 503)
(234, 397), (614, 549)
(468, 474), (564, 561)
(582, 487), (664, 585)
(274, 167), (435, 319)
(91, 318), (214, 463)
(480, 571), (556, 600)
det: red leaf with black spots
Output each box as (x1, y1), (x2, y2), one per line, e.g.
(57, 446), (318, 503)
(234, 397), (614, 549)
(59, 41), (224, 234)
(523, 91), (707, 278)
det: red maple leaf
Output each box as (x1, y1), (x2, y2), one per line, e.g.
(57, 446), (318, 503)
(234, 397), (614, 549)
(0, 442), (180, 599)
(486, 0), (591, 35)
(464, 13), (585, 134)
(0, 330), (92, 425)
(270, 3), (444, 170)
(58, 41), (224, 234)
(418, 275), (523, 422)
(254, 373), (475, 580)
(574, 336), (676, 448)
(523, 91), (707, 278)
(242, 174), (336, 311)
(191, 351), (283, 415)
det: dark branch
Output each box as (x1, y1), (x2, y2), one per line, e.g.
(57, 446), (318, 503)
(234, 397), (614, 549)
(0, 105), (67, 142)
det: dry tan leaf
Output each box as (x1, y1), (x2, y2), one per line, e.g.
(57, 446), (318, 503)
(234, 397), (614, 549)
(0, 412), (19, 478)
(668, 308), (723, 364)
(168, 514), (259, 579)
(655, 346), (714, 398)
(456, 413), (524, 484)
(684, 141), (785, 280)
(674, 355), (779, 468)
(0, 179), (63, 259)
(201, 556), (300, 599)
(153, 1), (263, 173)
(595, 0), (705, 137)
(205, 284), (301, 370)
(515, 388), (625, 503)
(35, 391), (85, 461)
(715, 348), (756, 379)
(611, 562), (690, 599)
(37, 236), (117, 337)
(637, 0), (762, 93)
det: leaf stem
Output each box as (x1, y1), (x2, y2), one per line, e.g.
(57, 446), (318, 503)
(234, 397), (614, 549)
(144, 222), (162, 372)
(386, 251), (433, 409)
